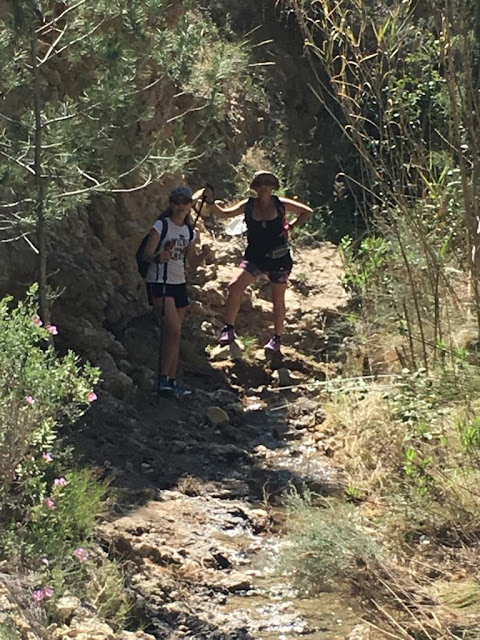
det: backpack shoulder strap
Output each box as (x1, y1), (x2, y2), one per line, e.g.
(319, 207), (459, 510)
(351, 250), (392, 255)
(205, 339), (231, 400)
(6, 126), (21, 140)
(187, 224), (194, 242)
(157, 216), (168, 245)
(244, 197), (255, 222)
(273, 195), (285, 214)
(273, 195), (289, 240)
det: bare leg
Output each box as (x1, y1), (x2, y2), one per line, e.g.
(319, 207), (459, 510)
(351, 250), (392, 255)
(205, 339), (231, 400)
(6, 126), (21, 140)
(153, 296), (181, 376)
(225, 268), (256, 325)
(169, 306), (188, 377)
(271, 282), (287, 335)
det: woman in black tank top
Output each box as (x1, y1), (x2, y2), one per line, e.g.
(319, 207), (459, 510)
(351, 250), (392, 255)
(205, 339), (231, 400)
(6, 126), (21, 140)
(202, 171), (313, 354)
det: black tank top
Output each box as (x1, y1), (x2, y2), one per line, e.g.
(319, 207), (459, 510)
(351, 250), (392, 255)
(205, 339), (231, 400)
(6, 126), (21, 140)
(244, 196), (289, 262)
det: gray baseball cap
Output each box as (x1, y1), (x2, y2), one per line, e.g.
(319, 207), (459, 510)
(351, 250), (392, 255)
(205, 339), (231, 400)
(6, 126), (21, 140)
(169, 186), (193, 200)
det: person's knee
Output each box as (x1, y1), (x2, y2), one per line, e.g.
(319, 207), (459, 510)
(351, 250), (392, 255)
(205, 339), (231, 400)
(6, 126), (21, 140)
(227, 279), (245, 298)
(163, 320), (181, 342)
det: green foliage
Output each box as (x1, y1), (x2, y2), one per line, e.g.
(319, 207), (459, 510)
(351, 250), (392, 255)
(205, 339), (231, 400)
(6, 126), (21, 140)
(15, 468), (108, 561)
(458, 415), (480, 453)
(45, 552), (130, 630)
(0, 620), (21, 640)
(0, 283), (104, 583)
(327, 361), (480, 537)
(0, 284), (99, 505)
(291, 0), (480, 357)
(87, 559), (131, 630)
(339, 234), (390, 301)
(278, 489), (380, 593)
(0, 286), (129, 628)
(28, 537), (130, 629)
(237, 334), (258, 362)
(0, 0), (260, 236)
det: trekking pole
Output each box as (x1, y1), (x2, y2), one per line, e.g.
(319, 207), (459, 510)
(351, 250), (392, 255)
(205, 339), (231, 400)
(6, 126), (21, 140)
(156, 247), (172, 404)
(192, 183), (214, 229)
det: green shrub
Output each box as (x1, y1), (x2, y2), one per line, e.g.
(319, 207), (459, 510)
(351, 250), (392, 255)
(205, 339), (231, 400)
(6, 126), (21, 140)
(86, 559), (131, 630)
(0, 620), (21, 640)
(278, 489), (381, 593)
(0, 284), (99, 510)
(0, 286), (121, 623)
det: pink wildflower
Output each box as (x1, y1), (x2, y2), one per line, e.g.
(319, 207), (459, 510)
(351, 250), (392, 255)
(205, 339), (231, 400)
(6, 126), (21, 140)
(42, 452), (53, 463)
(42, 586), (54, 598)
(73, 547), (89, 563)
(44, 497), (55, 509)
(32, 589), (44, 605)
(54, 477), (67, 487)
(25, 396), (35, 405)
(87, 391), (97, 403)
(33, 315), (43, 327)
(41, 557), (49, 566)
(45, 324), (58, 335)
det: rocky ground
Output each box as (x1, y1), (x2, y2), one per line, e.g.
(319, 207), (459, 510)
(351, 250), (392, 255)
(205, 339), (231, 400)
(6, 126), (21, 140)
(1, 232), (379, 639)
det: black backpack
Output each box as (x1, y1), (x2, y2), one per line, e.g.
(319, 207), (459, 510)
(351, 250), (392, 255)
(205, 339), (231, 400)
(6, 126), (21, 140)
(136, 216), (194, 278)
(136, 218), (168, 278)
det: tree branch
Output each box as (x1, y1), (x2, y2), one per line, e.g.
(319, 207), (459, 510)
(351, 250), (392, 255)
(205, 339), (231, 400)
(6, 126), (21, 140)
(0, 149), (35, 175)
(36, 0), (89, 35)
(38, 24), (68, 65)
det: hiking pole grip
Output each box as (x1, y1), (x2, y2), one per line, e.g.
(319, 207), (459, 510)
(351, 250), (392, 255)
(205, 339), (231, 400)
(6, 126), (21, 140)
(193, 183), (214, 229)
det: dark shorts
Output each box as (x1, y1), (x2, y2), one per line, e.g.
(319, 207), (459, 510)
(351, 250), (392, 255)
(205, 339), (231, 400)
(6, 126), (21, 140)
(146, 282), (190, 308)
(240, 255), (292, 284)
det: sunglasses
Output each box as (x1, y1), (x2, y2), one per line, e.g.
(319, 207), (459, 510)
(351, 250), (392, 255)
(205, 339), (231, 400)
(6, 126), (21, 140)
(171, 196), (192, 205)
(253, 178), (277, 187)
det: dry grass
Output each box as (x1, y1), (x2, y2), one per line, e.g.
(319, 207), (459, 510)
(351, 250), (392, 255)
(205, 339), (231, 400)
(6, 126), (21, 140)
(319, 390), (402, 492)
(308, 367), (480, 638)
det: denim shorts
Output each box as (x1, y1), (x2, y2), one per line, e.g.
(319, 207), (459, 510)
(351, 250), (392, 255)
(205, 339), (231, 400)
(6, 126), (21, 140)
(146, 282), (189, 308)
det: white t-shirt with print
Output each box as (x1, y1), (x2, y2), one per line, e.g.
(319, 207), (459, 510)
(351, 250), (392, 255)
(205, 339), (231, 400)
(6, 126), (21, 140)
(145, 217), (195, 285)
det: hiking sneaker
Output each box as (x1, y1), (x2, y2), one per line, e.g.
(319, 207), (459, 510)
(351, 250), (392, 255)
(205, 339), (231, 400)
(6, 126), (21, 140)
(219, 325), (235, 346)
(170, 379), (193, 397)
(156, 375), (174, 397)
(264, 334), (282, 353)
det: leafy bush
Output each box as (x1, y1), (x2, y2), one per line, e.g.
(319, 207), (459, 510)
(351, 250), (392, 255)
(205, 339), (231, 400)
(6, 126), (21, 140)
(0, 285), (99, 510)
(0, 286), (130, 625)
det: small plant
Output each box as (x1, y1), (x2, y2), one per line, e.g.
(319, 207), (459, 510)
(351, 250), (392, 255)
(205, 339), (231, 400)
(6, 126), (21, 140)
(88, 559), (131, 630)
(344, 485), (366, 502)
(277, 488), (381, 593)
(237, 334), (258, 362)
(339, 235), (390, 302)
(0, 620), (21, 640)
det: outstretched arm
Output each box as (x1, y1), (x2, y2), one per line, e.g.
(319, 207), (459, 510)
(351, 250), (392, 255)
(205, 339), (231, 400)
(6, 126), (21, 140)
(207, 198), (248, 219)
(192, 186), (248, 219)
(279, 196), (313, 229)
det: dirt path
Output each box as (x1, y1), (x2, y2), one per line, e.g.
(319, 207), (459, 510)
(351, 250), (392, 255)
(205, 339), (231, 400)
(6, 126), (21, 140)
(78, 242), (376, 639)
(95, 382), (370, 639)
